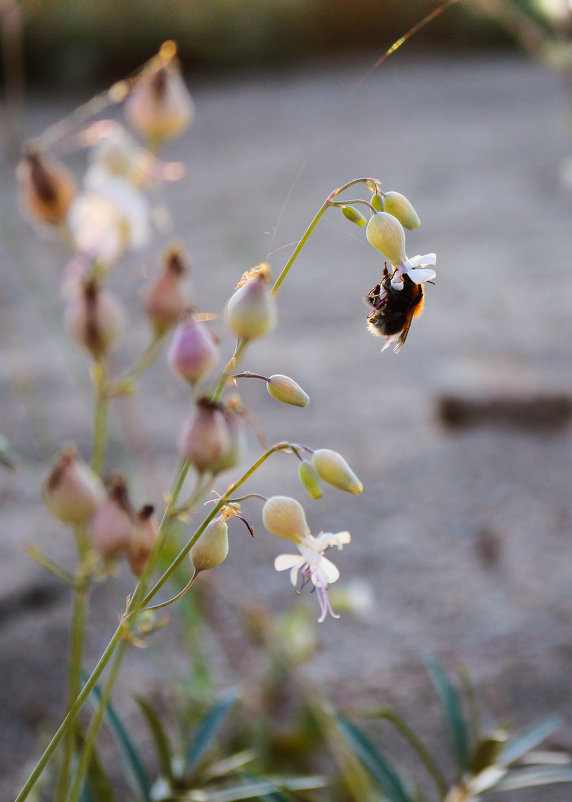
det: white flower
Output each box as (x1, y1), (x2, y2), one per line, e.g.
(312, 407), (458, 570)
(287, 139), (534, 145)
(390, 252), (436, 290)
(274, 530), (351, 623)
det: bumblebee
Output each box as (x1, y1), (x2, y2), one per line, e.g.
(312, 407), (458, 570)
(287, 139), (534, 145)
(365, 265), (425, 352)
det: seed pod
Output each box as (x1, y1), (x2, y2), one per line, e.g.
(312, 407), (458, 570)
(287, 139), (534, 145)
(65, 279), (126, 359)
(311, 449), (363, 495)
(298, 460), (323, 500)
(142, 245), (191, 336)
(267, 375), (310, 407)
(88, 475), (135, 561)
(178, 399), (231, 474)
(383, 191), (420, 230)
(191, 517), (229, 573)
(341, 206), (366, 226)
(262, 496), (310, 545)
(168, 311), (219, 385)
(17, 149), (76, 225)
(43, 447), (104, 526)
(225, 267), (277, 341)
(128, 504), (159, 577)
(365, 211), (405, 264)
(209, 400), (245, 474)
(125, 59), (194, 144)
(370, 192), (384, 212)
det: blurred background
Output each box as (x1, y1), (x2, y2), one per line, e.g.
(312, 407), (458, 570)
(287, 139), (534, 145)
(2, 1), (572, 800)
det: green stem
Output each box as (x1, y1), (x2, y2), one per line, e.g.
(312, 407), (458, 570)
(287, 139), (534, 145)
(109, 335), (164, 395)
(66, 644), (126, 802)
(211, 338), (247, 402)
(91, 359), (109, 476)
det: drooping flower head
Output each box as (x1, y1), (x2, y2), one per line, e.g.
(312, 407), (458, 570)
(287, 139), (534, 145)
(366, 210), (436, 289)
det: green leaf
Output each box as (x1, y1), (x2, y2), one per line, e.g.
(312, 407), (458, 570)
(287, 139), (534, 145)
(241, 772), (290, 801)
(134, 695), (175, 785)
(498, 715), (563, 767)
(83, 671), (151, 801)
(179, 775), (326, 801)
(185, 689), (239, 776)
(76, 731), (116, 802)
(423, 656), (469, 778)
(336, 713), (413, 802)
(493, 766), (572, 791)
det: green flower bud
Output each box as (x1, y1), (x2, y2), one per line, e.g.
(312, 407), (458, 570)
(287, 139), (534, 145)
(267, 374), (310, 407)
(298, 460), (323, 500)
(43, 447), (105, 526)
(341, 206), (366, 227)
(370, 192), (384, 212)
(311, 449), (363, 495)
(383, 191), (420, 230)
(262, 496), (310, 545)
(191, 518), (229, 573)
(365, 211), (405, 265)
(225, 264), (277, 341)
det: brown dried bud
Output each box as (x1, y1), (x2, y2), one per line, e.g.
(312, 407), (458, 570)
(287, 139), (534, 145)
(178, 399), (231, 474)
(125, 59), (194, 144)
(42, 446), (104, 526)
(88, 475), (135, 561)
(17, 149), (76, 225)
(167, 311), (219, 385)
(191, 517), (229, 573)
(128, 504), (159, 576)
(65, 279), (126, 359)
(142, 245), (191, 336)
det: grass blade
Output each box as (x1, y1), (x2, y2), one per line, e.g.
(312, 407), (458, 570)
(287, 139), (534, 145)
(498, 715), (562, 767)
(185, 689), (239, 776)
(424, 656), (469, 778)
(134, 694), (175, 785)
(336, 713), (413, 802)
(493, 766), (572, 791)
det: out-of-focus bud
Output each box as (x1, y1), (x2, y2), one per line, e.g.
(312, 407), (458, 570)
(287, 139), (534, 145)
(191, 517), (229, 573)
(365, 211), (405, 265)
(128, 504), (159, 576)
(88, 475), (135, 561)
(17, 149), (76, 226)
(125, 45), (194, 145)
(298, 460), (323, 500)
(142, 245), (191, 336)
(383, 191), (420, 230)
(225, 263), (277, 341)
(43, 446), (105, 526)
(178, 399), (231, 473)
(311, 449), (363, 495)
(210, 397), (245, 474)
(262, 496), (310, 545)
(65, 279), (126, 359)
(267, 374), (310, 407)
(168, 310), (219, 385)
(370, 192), (384, 212)
(341, 206), (366, 227)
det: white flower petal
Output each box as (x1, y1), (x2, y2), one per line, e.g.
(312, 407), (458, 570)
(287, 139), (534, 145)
(314, 531), (351, 551)
(408, 267), (436, 284)
(313, 555), (340, 586)
(274, 554), (304, 572)
(408, 252), (436, 267)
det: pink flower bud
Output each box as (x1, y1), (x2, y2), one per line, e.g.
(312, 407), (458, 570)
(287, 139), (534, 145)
(225, 264), (277, 341)
(142, 245), (191, 336)
(17, 149), (76, 225)
(128, 504), (159, 577)
(178, 399), (231, 474)
(65, 279), (126, 359)
(125, 55), (194, 145)
(167, 311), (219, 385)
(209, 399), (245, 474)
(42, 446), (105, 526)
(88, 475), (135, 562)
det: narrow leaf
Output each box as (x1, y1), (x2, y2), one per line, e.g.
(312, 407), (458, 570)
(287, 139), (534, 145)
(493, 766), (572, 791)
(424, 656), (469, 777)
(83, 672), (151, 800)
(336, 713), (413, 802)
(498, 715), (563, 767)
(185, 690), (239, 775)
(181, 775), (326, 801)
(134, 695), (175, 785)
(75, 731), (116, 802)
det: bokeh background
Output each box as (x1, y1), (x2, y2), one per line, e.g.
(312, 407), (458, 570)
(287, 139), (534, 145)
(2, 1), (572, 799)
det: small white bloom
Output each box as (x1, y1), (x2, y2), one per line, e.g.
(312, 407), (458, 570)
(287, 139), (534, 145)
(390, 252), (436, 289)
(274, 530), (351, 623)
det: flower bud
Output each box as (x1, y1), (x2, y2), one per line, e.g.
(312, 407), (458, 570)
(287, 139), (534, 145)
(365, 211), (405, 265)
(262, 496), (310, 545)
(209, 399), (245, 474)
(142, 245), (191, 336)
(168, 311), (219, 385)
(65, 279), (126, 359)
(17, 149), (76, 225)
(341, 206), (366, 226)
(298, 460), (323, 500)
(125, 54), (194, 145)
(383, 191), (420, 230)
(128, 504), (159, 576)
(371, 192), (384, 212)
(88, 475), (135, 561)
(311, 449), (363, 495)
(43, 447), (105, 526)
(267, 375), (309, 407)
(225, 264), (277, 341)
(178, 399), (231, 474)
(191, 517), (229, 573)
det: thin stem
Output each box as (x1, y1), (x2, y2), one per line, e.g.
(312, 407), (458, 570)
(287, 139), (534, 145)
(330, 198), (376, 213)
(232, 371), (270, 382)
(145, 569), (199, 612)
(108, 334), (164, 395)
(211, 338), (247, 402)
(91, 359), (109, 476)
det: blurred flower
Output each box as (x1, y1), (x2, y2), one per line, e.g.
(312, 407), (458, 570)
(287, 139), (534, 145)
(17, 149), (76, 227)
(390, 252), (436, 289)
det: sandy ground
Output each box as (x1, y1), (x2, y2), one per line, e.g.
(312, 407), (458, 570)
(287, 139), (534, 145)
(1, 52), (572, 799)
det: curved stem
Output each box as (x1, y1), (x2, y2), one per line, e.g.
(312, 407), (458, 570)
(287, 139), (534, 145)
(91, 358), (109, 476)
(232, 371), (270, 382)
(109, 334), (164, 395)
(145, 569), (199, 612)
